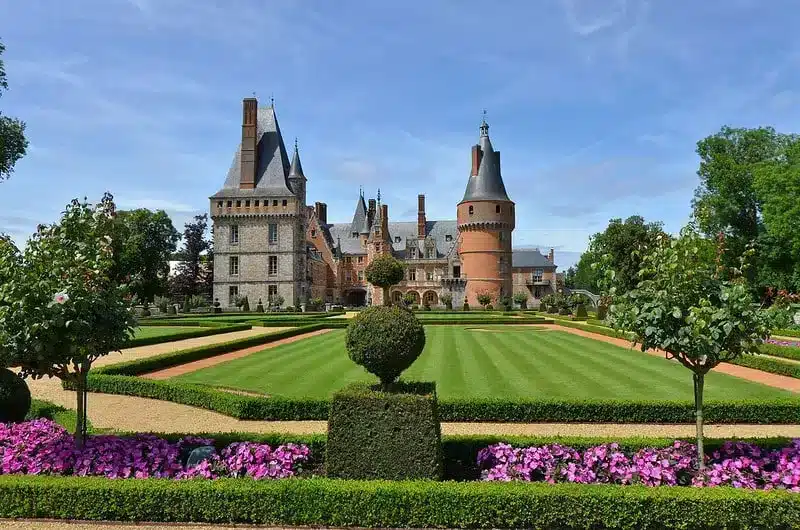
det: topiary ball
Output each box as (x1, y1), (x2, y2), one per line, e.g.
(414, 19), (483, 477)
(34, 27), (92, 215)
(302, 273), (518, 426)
(346, 306), (426, 387)
(575, 303), (588, 318)
(0, 368), (32, 423)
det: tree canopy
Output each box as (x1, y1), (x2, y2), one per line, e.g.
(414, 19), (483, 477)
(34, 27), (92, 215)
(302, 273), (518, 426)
(170, 214), (210, 299)
(0, 39), (29, 182)
(573, 216), (666, 294)
(365, 254), (405, 306)
(112, 209), (180, 303)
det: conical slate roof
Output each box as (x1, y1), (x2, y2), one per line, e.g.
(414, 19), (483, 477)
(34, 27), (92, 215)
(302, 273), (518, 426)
(461, 118), (510, 202)
(288, 139), (305, 180)
(351, 192), (368, 234)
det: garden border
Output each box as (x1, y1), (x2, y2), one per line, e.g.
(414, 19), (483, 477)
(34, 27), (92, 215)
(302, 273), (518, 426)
(1, 475), (799, 529)
(125, 323), (253, 348)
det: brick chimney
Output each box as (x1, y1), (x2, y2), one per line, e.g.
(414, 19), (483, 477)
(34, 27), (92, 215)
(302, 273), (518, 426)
(417, 194), (426, 239)
(240, 97), (258, 190)
(470, 145), (482, 175)
(315, 202), (327, 224)
(381, 204), (389, 237)
(548, 248), (554, 263)
(368, 199), (376, 228)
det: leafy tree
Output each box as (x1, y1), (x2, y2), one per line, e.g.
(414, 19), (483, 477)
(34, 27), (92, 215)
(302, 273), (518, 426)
(0, 39), (28, 182)
(271, 294), (285, 309)
(563, 266), (577, 289)
(577, 216), (665, 295)
(170, 214), (210, 299)
(112, 209), (180, 303)
(440, 292), (453, 309)
(692, 126), (798, 290)
(476, 291), (492, 310)
(0, 194), (136, 447)
(513, 291), (529, 309)
(365, 254), (405, 306)
(608, 227), (769, 468)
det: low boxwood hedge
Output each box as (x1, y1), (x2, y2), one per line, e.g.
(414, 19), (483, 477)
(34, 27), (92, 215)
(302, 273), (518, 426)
(775, 328), (800, 338)
(124, 323), (252, 348)
(25, 399), (84, 432)
(759, 342), (800, 362)
(1, 475), (798, 528)
(554, 319), (635, 340)
(728, 355), (800, 379)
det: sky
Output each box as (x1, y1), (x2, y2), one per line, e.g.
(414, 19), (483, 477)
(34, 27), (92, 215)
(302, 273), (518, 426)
(1, 0), (800, 270)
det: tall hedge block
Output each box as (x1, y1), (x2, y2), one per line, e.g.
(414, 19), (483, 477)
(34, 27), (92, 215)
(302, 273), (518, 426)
(326, 382), (442, 480)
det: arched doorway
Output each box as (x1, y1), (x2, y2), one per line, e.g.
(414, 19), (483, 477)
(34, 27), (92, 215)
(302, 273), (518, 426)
(392, 291), (403, 304)
(405, 291), (420, 305)
(345, 289), (366, 307)
(423, 290), (438, 306)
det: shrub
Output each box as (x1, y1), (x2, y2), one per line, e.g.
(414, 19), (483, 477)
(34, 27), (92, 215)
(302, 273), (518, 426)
(255, 298), (264, 313)
(440, 293), (453, 309)
(558, 306), (570, 315)
(326, 382), (442, 480)
(548, 305), (558, 314)
(423, 302), (431, 311)
(0, 369), (31, 423)
(345, 306), (425, 387)
(759, 341), (800, 361)
(154, 296), (170, 313)
(597, 304), (608, 320)
(513, 292), (528, 309)
(242, 296), (250, 312)
(364, 254), (405, 306)
(574, 303), (588, 318)
(462, 301), (470, 311)
(167, 304), (177, 315)
(476, 292), (492, 310)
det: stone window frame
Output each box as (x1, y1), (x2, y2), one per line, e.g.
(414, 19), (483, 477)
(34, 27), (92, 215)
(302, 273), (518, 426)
(229, 256), (239, 276)
(468, 205), (474, 215)
(357, 270), (364, 281)
(357, 256), (364, 263)
(229, 225), (239, 245)
(268, 255), (278, 276)
(408, 268), (417, 281)
(267, 284), (278, 302)
(426, 270), (434, 281)
(532, 268), (543, 282)
(228, 285), (238, 305)
(268, 223), (278, 245)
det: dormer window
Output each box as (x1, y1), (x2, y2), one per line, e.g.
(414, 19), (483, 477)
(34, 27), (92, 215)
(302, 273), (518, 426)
(217, 201), (223, 208)
(226, 201), (232, 208)
(282, 199), (288, 207)
(236, 200), (241, 207)
(496, 205), (501, 213)
(395, 236), (401, 243)
(352, 232), (358, 238)
(468, 206), (474, 215)
(445, 234), (452, 242)
(254, 200), (259, 207)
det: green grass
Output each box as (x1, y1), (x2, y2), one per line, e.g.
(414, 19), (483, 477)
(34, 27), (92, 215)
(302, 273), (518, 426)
(165, 314), (320, 322)
(133, 326), (205, 339)
(172, 326), (791, 401)
(414, 312), (523, 320)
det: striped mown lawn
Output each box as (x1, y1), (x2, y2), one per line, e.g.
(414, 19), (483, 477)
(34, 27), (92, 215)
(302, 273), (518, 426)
(170, 326), (793, 400)
(133, 326), (205, 340)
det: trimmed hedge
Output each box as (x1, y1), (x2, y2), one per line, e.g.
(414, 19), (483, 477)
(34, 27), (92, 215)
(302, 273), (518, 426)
(327, 382), (442, 480)
(775, 328), (800, 338)
(759, 342), (800, 362)
(125, 323), (252, 348)
(1, 475), (799, 528)
(95, 325), (325, 376)
(554, 319), (635, 340)
(728, 355), (800, 379)
(26, 399), (87, 433)
(76, 371), (800, 423)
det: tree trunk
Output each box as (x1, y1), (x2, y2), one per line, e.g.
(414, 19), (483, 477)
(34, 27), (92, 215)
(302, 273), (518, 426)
(383, 287), (390, 306)
(693, 372), (705, 470)
(74, 367), (89, 449)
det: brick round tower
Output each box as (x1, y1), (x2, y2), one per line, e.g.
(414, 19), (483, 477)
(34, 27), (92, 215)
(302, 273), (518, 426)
(457, 116), (515, 307)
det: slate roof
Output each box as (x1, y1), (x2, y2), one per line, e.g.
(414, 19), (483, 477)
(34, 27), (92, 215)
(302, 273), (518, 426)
(288, 142), (306, 180)
(512, 249), (555, 269)
(461, 120), (511, 202)
(350, 195), (369, 234)
(326, 220), (459, 258)
(211, 106), (294, 198)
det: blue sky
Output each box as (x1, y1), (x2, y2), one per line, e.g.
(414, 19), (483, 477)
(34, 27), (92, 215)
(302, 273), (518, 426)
(1, 0), (799, 269)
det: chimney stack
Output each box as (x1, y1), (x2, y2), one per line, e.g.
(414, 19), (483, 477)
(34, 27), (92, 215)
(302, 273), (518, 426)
(240, 97), (258, 190)
(368, 199), (376, 228)
(381, 204), (389, 236)
(470, 145), (482, 175)
(417, 194), (426, 239)
(315, 202), (327, 225)
(548, 248), (554, 263)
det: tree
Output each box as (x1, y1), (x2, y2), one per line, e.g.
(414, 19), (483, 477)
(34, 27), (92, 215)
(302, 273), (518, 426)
(365, 254), (405, 306)
(608, 227), (769, 468)
(691, 126), (798, 290)
(112, 209), (180, 303)
(476, 291), (493, 310)
(0, 194), (136, 447)
(440, 292), (453, 309)
(577, 216), (666, 295)
(170, 214), (210, 299)
(513, 291), (529, 309)
(0, 39), (28, 182)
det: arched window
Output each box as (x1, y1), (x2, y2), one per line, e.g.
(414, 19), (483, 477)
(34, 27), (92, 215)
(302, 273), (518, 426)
(468, 205), (474, 215)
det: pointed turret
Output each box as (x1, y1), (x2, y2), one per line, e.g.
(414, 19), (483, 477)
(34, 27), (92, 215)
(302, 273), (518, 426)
(287, 138), (307, 205)
(288, 138), (306, 179)
(460, 114), (510, 203)
(350, 188), (369, 235)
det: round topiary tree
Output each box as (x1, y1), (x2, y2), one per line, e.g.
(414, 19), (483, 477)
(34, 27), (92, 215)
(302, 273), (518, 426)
(0, 368), (32, 423)
(365, 254), (405, 306)
(345, 306), (426, 388)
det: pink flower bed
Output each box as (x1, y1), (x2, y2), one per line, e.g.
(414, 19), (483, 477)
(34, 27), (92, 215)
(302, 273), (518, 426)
(478, 440), (800, 491)
(767, 338), (800, 348)
(0, 419), (309, 479)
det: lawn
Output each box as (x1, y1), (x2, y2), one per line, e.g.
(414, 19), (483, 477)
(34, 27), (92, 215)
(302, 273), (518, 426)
(133, 326), (206, 340)
(414, 312), (525, 320)
(171, 326), (792, 401)
(164, 313), (321, 322)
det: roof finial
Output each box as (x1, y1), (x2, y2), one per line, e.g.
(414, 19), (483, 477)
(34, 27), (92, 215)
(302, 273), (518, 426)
(294, 137), (299, 152)
(270, 93), (275, 107)
(359, 185), (364, 197)
(377, 188), (381, 203)
(480, 109), (489, 137)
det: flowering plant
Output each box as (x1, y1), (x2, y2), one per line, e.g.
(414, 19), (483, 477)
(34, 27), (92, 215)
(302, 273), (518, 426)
(0, 419), (309, 480)
(479, 440), (800, 492)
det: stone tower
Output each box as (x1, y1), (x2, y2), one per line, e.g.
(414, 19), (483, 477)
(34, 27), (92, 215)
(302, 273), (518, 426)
(456, 116), (515, 307)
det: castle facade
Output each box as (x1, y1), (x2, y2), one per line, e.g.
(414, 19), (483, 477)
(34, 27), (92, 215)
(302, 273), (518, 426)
(210, 98), (559, 309)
